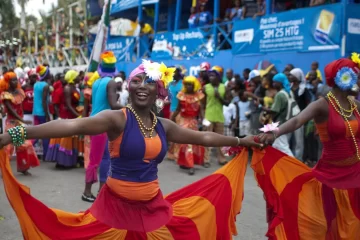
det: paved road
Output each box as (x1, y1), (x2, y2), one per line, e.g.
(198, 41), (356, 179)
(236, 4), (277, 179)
(0, 157), (267, 240)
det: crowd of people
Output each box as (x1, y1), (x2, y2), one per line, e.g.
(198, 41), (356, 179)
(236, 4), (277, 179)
(1, 49), (360, 239)
(0, 54), (331, 180)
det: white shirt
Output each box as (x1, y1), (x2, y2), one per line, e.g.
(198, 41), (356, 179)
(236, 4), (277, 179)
(236, 100), (250, 122)
(117, 90), (129, 106)
(223, 103), (236, 126)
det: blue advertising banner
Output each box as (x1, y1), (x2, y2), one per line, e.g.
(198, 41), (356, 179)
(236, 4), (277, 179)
(111, 0), (159, 14)
(345, 4), (360, 54)
(232, 4), (343, 55)
(106, 37), (135, 62)
(151, 28), (215, 60)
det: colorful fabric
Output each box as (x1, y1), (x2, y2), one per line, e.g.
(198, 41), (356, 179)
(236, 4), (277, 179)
(1, 89), (25, 121)
(46, 136), (79, 167)
(204, 83), (225, 123)
(0, 145), (249, 239)
(83, 135), (91, 169)
(98, 51), (118, 77)
(36, 65), (49, 81)
(22, 87), (34, 113)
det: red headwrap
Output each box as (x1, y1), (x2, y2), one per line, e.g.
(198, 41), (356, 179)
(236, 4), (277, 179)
(325, 58), (360, 87)
(1, 72), (21, 91)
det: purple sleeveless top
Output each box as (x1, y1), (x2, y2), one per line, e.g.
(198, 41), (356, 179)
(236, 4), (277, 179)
(109, 109), (168, 183)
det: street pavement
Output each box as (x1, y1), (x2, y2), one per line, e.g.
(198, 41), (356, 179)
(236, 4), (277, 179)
(0, 157), (267, 240)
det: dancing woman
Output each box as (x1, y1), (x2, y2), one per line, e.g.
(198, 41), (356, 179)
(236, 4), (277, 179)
(255, 55), (360, 239)
(46, 70), (81, 168)
(0, 60), (261, 239)
(171, 76), (205, 175)
(0, 72), (39, 175)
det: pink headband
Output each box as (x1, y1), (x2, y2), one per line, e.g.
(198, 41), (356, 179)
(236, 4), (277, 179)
(128, 64), (145, 81)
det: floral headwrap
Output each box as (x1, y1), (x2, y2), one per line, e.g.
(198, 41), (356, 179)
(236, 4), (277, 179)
(128, 60), (175, 100)
(182, 76), (201, 92)
(64, 70), (79, 84)
(129, 60), (175, 88)
(325, 53), (360, 90)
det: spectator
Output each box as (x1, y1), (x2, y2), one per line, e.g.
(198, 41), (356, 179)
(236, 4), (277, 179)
(310, 0), (336, 6)
(308, 70), (331, 98)
(253, 0), (266, 19)
(224, 68), (234, 87)
(306, 61), (323, 81)
(203, 66), (227, 165)
(230, 0), (247, 21)
(243, 68), (251, 82)
(234, 90), (251, 137)
(198, 3), (213, 26)
(188, 7), (199, 28)
(267, 73), (295, 156)
(139, 21), (154, 35)
(199, 62), (211, 86)
(248, 70), (263, 134)
(283, 64), (295, 75)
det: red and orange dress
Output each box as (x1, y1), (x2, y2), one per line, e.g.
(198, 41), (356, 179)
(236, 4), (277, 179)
(83, 87), (92, 169)
(252, 100), (360, 239)
(46, 88), (81, 167)
(1, 89), (39, 172)
(176, 91), (205, 168)
(0, 107), (249, 239)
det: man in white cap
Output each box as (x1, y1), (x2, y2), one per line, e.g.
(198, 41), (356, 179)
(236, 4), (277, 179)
(114, 76), (129, 106)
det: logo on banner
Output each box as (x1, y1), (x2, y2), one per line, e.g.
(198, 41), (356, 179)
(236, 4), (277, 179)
(348, 18), (360, 34)
(234, 29), (254, 43)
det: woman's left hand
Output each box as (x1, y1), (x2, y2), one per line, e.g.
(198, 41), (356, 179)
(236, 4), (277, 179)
(239, 136), (264, 149)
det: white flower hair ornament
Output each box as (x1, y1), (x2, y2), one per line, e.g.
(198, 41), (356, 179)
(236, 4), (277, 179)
(142, 59), (175, 88)
(335, 67), (358, 91)
(259, 122), (279, 133)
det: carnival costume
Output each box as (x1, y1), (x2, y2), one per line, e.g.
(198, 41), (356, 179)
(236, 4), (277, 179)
(0, 60), (248, 239)
(252, 55), (360, 239)
(0, 72), (39, 173)
(176, 76), (205, 169)
(46, 70), (81, 167)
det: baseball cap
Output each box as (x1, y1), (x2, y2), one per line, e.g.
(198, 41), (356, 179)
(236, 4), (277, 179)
(248, 70), (260, 81)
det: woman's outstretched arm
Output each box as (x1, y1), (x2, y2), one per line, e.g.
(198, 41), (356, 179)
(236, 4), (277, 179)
(160, 118), (262, 148)
(259, 97), (328, 145)
(0, 110), (123, 148)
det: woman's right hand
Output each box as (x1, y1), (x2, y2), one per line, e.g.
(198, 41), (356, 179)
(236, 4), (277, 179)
(257, 133), (276, 146)
(0, 133), (12, 149)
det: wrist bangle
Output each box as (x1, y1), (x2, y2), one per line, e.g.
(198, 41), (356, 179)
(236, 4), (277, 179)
(236, 137), (241, 146)
(272, 130), (278, 140)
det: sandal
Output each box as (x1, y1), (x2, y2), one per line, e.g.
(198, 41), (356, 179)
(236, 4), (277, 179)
(188, 168), (195, 175)
(81, 194), (96, 203)
(203, 162), (211, 168)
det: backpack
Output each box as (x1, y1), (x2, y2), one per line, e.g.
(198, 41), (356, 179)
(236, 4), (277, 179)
(279, 89), (300, 120)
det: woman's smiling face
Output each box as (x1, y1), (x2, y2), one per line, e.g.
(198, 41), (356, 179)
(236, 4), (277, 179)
(128, 73), (158, 108)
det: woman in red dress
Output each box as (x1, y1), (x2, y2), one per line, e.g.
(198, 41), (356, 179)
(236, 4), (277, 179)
(0, 72), (39, 175)
(171, 76), (205, 175)
(256, 55), (360, 239)
(22, 69), (37, 115)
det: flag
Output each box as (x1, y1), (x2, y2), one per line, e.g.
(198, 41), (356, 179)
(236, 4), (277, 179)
(88, 0), (111, 72)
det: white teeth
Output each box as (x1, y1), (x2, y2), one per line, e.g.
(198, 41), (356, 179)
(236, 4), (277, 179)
(138, 93), (147, 96)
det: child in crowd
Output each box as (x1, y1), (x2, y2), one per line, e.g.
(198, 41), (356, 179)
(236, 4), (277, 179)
(234, 90), (251, 138)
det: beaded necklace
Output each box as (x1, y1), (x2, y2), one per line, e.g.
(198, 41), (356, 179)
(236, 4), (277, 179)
(126, 105), (157, 138)
(327, 92), (360, 160)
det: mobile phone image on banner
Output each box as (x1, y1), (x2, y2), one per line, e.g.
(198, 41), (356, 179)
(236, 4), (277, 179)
(314, 10), (335, 44)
